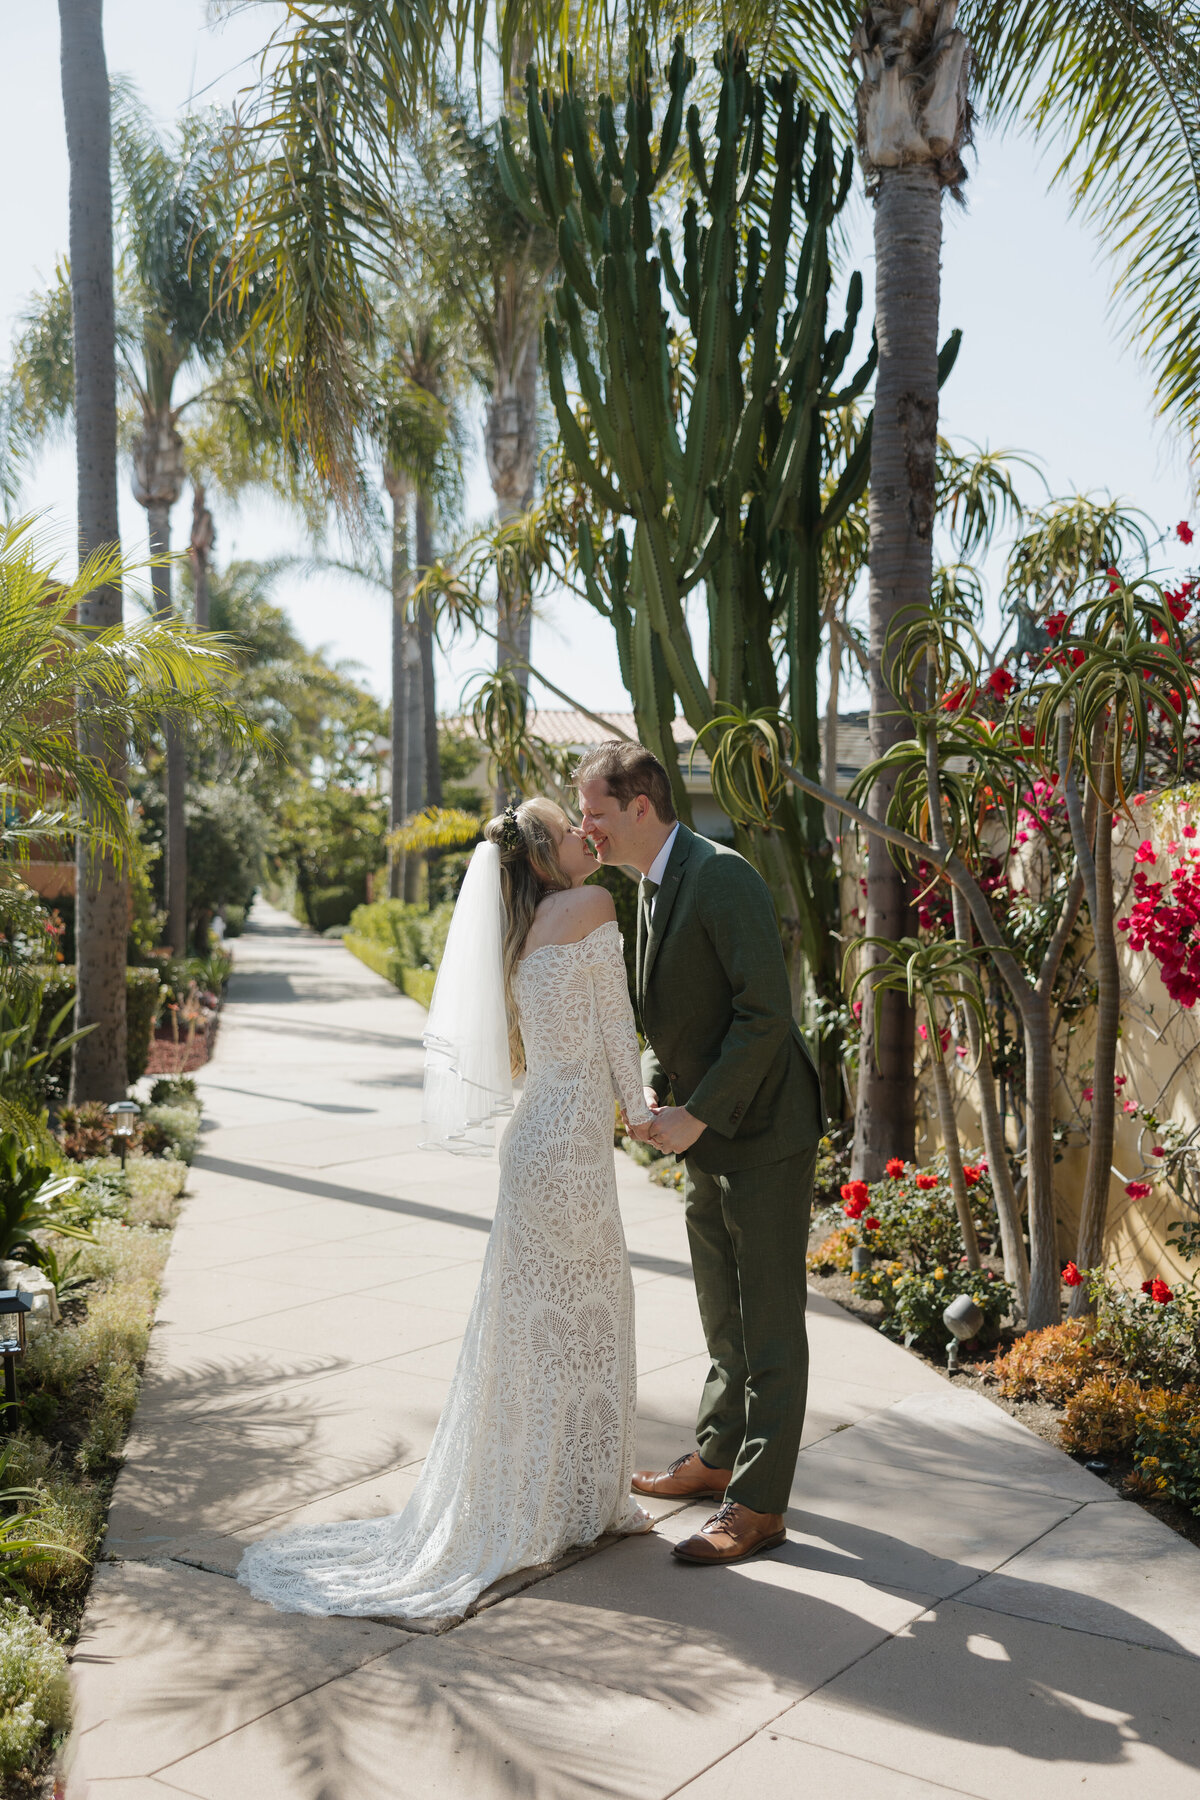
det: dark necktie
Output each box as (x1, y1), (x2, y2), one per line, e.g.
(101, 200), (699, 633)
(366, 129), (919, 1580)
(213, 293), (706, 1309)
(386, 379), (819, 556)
(640, 877), (659, 940)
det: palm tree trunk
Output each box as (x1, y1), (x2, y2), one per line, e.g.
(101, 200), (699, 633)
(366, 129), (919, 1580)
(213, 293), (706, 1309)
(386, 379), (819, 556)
(853, 166), (944, 1177)
(384, 472), (410, 902)
(189, 482), (214, 631)
(1071, 743), (1120, 1308)
(59, 0), (128, 1103)
(415, 491), (442, 812)
(486, 320), (538, 691)
(145, 499), (187, 955)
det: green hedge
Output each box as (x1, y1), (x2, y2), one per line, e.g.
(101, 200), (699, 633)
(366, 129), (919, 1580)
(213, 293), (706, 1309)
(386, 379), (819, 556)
(35, 966), (166, 1088)
(342, 932), (436, 1007)
(304, 885), (361, 932)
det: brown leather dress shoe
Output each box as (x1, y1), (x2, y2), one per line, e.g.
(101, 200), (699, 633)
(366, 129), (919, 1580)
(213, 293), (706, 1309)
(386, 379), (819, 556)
(631, 1452), (733, 1501)
(672, 1501), (787, 1564)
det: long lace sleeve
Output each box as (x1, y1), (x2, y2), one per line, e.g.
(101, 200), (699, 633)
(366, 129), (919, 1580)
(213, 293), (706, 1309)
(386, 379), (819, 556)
(590, 923), (653, 1128)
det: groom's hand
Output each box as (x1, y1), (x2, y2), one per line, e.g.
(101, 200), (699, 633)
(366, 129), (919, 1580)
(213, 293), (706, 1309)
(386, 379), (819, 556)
(643, 1087), (662, 1116)
(650, 1106), (706, 1154)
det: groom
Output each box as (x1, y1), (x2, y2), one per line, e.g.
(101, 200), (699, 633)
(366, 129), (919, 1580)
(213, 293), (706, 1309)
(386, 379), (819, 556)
(577, 741), (823, 1565)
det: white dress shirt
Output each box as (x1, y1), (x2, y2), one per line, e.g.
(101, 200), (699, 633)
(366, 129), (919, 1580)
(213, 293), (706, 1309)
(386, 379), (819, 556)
(644, 823), (680, 918)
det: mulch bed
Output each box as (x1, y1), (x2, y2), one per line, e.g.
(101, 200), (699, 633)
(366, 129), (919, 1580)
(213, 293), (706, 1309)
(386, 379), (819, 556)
(806, 1261), (1200, 1551)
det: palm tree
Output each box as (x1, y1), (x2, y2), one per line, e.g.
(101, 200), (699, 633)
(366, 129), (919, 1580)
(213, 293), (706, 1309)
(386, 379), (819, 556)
(57, 0), (126, 1102)
(13, 92), (238, 957)
(111, 93), (238, 954)
(225, 17), (555, 702)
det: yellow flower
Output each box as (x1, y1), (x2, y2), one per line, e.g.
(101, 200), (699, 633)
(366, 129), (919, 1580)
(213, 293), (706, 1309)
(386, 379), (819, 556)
(933, 1267), (946, 1280)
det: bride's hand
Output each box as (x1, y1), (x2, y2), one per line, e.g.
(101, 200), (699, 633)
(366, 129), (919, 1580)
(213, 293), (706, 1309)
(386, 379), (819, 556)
(627, 1118), (657, 1143)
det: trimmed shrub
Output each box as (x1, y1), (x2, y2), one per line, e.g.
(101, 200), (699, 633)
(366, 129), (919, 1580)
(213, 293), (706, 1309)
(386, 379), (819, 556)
(1128, 1387), (1200, 1513)
(140, 1102), (200, 1164)
(0, 1603), (71, 1774)
(1060, 1375), (1146, 1456)
(34, 966), (165, 1090)
(806, 1227), (856, 1274)
(304, 885), (360, 932)
(991, 1320), (1099, 1404)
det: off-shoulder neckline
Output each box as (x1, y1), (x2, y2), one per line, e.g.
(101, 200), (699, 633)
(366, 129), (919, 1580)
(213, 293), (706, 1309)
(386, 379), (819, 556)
(517, 919), (618, 965)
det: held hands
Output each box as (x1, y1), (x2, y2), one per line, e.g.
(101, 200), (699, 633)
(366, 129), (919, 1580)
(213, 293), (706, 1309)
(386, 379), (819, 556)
(648, 1105), (706, 1155)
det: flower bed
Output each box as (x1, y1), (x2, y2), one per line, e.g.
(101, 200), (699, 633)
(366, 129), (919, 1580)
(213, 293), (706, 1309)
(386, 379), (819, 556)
(0, 1106), (194, 1791)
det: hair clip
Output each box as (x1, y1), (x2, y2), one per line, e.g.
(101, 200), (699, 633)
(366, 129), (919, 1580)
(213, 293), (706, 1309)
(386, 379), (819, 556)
(500, 805), (524, 853)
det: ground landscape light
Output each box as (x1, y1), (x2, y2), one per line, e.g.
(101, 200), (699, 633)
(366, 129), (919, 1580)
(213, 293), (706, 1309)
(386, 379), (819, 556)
(107, 1099), (141, 1169)
(0, 1289), (32, 1418)
(942, 1293), (985, 1373)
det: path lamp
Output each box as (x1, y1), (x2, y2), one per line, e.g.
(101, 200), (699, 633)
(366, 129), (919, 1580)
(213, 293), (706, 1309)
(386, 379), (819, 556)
(107, 1100), (141, 1169)
(0, 1291), (31, 1420)
(850, 1246), (873, 1274)
(942, 1294), (984, 1374)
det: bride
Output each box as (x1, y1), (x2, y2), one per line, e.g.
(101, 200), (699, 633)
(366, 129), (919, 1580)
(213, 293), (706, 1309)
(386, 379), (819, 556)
(238, 797), (656, 1620)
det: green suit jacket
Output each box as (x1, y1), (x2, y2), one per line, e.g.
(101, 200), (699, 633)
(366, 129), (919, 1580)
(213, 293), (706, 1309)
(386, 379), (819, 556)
(636, 824), (824, 1175)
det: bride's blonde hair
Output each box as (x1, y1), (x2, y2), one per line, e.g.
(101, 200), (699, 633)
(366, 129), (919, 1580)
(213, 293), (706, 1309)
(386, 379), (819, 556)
(483, 796), (572, 1072)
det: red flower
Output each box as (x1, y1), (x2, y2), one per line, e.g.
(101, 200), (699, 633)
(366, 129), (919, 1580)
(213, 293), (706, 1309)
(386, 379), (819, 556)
(885, 1157), (906, 1178)
(1178, 521), (1194, 545)
(986, 668), (1015, 701)
(1062, 1262), (1083, 1287)
(1145, 1277), (1174, 1304)
(1045, 611), (1067, 640)
(1134, 840), (1157, 864)
(1152, 1145), (1165, 1157)
(864, 1216), (881, 1232)
(961, 1165), (982, 1187)
(1082, 1086), (1094, 1101)
(1017, 724), (1037, 747)
(1168, 591), (1192, 623)
(841, 1178), (869, 1205)
(915, 1174), (938, 1191)
(1107, 565), (1121, 593)
(942, 682), (969, 712)
(1125, 1180), (1152, 1200)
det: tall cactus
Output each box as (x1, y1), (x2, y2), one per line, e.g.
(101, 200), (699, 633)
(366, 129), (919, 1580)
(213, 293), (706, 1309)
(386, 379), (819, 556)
(499, 40), (875, 1004)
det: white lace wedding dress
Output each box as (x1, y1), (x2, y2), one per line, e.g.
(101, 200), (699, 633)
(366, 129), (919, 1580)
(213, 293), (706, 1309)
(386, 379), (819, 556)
(237, 919), (653, 1620)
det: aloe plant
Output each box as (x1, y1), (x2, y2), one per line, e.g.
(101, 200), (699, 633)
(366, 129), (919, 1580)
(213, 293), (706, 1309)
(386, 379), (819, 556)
(497, 41), (890, 1014)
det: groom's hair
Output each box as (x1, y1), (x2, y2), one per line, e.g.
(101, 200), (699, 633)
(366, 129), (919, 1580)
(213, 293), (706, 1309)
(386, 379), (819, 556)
(573, 741), (677, 823)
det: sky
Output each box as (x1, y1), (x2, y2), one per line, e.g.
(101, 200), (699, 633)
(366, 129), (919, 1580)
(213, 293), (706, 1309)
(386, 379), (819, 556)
(4, 0), (1198, 719)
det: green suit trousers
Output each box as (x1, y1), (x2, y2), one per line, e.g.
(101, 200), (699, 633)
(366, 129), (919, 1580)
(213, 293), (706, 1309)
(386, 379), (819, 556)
(684, 1142), (817, 1514)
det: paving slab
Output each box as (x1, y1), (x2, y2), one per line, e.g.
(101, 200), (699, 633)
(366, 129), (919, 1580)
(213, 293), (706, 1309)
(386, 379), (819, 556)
(106, 1360), (448, 1553)
(800, 1386), (1118, 1505)
(673, 1733), (980, 1798)
(773, 1596), (1200, 1799)
(967, 1498), (1200, 1656)
(157, 1635), (778, 1800)
(65, 1560), (403, 1790)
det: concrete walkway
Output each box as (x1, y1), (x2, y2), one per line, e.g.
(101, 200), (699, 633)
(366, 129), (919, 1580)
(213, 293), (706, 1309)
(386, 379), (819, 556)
(67, 904), (1200, 1798)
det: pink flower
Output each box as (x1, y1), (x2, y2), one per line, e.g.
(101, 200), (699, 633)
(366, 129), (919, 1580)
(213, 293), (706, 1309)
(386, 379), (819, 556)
(1185, 826), (1197, 839)
(1135, 841), (1158, 864)
(1152, 1145), (1165, 1157)
(1125, 1180), (1153, 1199)
(1178, 521), (1194, 545)
(1082, 1086), (1094, 1101)
(1123, 1100), (1138, 1114)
